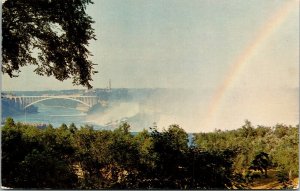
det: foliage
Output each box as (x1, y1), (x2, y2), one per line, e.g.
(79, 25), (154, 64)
(276, 169), (294, 189)
(148, 125), (189, 188)
(249, 152), (270, 177)
(2, 0), (97, 88)
(194, 120), (299, 187)
(2, 122), (78, 188)
(1, 119), (298, 189)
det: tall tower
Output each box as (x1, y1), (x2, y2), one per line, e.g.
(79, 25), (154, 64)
(108, 79), (111, 91)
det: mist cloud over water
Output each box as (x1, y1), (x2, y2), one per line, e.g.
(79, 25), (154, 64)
(3, 87), (298, 133)
(85, 87), (298, 133)
(84, 89), (207, 132)
(86, 102), (140, 127)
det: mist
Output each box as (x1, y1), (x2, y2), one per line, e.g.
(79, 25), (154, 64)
(86, 88), (214, 132)
(84, 87), (298, 133)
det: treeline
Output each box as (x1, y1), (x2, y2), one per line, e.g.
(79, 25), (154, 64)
(1, 118), (298, 189)
(194, 120), (298, 188)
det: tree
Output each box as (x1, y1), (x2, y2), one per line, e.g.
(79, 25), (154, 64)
(107, 123), (140, 188)
(272, 126), (299, 179)
(150, 125), (189, 188)
(186, 148), (238, 189)
(18, 149), (78, 189)
(240, 120), (256, 138)
(69, 123), (78, 134)
(2, 0), (97, 88)
(273, 124), (289, 138)
(4, 117), (15, 127)
(2, 122), (78, 188)
(249, 152), (270, 177)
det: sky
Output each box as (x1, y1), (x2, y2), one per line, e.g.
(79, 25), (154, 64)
(2, 0), (299, 131)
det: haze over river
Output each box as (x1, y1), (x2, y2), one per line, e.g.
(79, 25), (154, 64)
(2, 87), (299, 133)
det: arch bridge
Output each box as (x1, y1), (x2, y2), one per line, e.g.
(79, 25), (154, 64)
(3, 95), (100, 109)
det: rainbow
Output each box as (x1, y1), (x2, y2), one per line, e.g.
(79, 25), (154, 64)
(203, 0), (298, 129)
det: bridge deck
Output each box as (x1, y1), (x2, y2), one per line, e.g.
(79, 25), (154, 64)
(2, 95), (99, 108)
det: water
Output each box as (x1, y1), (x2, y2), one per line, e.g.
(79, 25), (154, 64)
(11, 104), (100, 129)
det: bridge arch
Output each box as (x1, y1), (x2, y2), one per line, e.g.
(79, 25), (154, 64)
(24, 97), (92, 109)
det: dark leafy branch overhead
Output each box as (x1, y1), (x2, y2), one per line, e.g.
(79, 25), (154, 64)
(2, 0), (97, 88)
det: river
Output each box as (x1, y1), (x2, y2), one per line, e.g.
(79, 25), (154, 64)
(11, 104), (102, 129)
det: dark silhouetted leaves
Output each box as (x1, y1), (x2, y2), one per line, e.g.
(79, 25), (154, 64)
(2, 0), (97, 88)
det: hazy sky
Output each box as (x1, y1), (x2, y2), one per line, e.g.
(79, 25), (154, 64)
(2, 0), (299, 131)
(2, 0), (298, 90)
